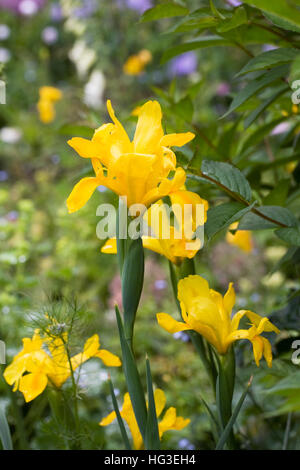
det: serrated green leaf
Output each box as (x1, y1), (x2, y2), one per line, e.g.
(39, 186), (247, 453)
(276, 227), (300, 246)
(239, 206), (297, 230)
(161, 36), (233, 63)
(223, 65), (289, 118)
(217, 6), (248, 33)
(140, 2), (189, 22)
(242, 0), (300, 31)
(237, 49), (300, 77)
(205, 202), (255, 240)
(244, 85), (288, 129)
(201, 160), (252, 202)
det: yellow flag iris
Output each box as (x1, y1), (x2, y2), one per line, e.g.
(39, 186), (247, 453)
(102, 190), (209, 264)
(157, 275), (279, 367)
(226, 222), (253, 253)
(66, 100), (194, 213)
(37, 86), (62, 123)
(4, 332), (121, 402)
(100, 389), (190, 450)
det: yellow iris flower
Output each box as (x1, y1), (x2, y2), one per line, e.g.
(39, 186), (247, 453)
(66, 100), (194, 212)
(102, 191), (209, 264)
(100, 389), (190, 450)
(226, 222), (253, 253)
(157, 275), (279, 366)
(123, 49), (152, 76)
(4, 331), (121, 402)
(37, 86), (62, 123)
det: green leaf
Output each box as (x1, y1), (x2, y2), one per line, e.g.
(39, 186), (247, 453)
(242, 0), (300, 31)
(241, 117), (285, 152)
(275, 227), (300, 246)
(201, 160), (252, 202)
(264, 13), (300, 34)
(145, 358), (160, 450)
(216, 377), (252, 450)
(140, 2), (189, 22)
(115, 306), (148, 441)
(161, 36), (233, 63)
(166, 9), (219, 34)
(210, 0), (226, 20)
(263, 179), (290, 206)
(172, 96), (194, 121)
(217, 6), (248, 33)
(108, 378), (131, 450)
(121, 237), (144, 342)
(244, 85), (289, 129)
(0, 407), (13, 450)
(222, 65), (289, 118)
(237, 49), (300, 77)
(205, 202), (256, 240)
(239, 206), (298, 230)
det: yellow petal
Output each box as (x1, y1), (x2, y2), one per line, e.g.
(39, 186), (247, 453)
(251, 336), (264, 367)
(156, 313), (190, 334)
(159, 407), (176, 434)
(18, 372), (48, 402)
(96, 349), (121, 367)
(160, 132), (195, 148)
(154, 389), (166, 418)
(142, 237), (165, 257)
(223, 282), (235, 315)
(262, 337), (273, 367)
(177, 275), (210, 311)
(67, 177), (100, 213)
(101, 238), (117, 254)
(68, 137), (101, 159)
(99, 411), (117, 426)
(133, 101), (164, 154)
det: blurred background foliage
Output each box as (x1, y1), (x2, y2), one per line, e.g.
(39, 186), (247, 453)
(0, 0), (300, 450)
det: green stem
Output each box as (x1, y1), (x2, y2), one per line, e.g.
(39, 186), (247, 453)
(61, 337), (80, 448)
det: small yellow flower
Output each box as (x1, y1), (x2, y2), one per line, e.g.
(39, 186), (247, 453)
(157, 275), (279, 367)
(226, 222), (253, 253)
(67, 100), (194, 212)
(123, 49), (152, 76)
(37, 86), (62, 123)
(4, 332), (121, 402)
(102, 191), (209, 264)
(100, 389), (190, 450)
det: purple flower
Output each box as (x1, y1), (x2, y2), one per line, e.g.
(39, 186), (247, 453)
(227, 0), (242, 6)
(50, 3), (63, 22)
(116, 0), (152, 14)
(216, 81), (231, 97)
(0, 170), (8, 181)
(262, 44), (278, 52)
(41, 26), (58, 45)
(0, 0), (45, 16)
(73, 0), (98, 18)
(168, 52), (198, 77)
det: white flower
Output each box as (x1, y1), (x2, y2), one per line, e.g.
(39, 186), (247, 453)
(0, 127), (22, 144)
(84, 69), (106, 109)
(69, 40), (96, 78)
